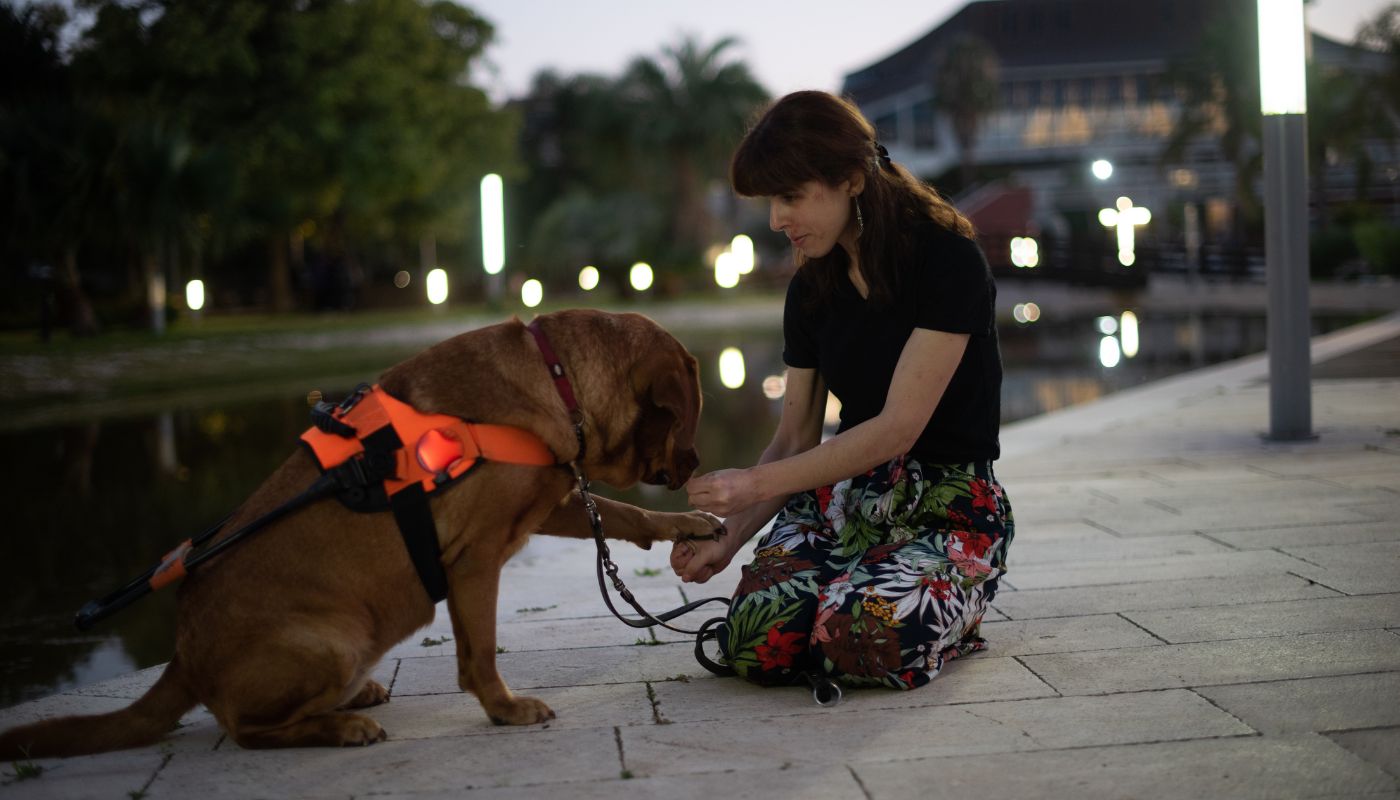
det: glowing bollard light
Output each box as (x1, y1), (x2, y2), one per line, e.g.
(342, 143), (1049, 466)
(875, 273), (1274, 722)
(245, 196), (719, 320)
(718, 347), (746, 389)
(521, 279), (543, 308)
(1098, 196), (1150, 266)
(426, 268), (449, 305)
(1010, 237), (1039, 268)
(1121, 311), (1140, 358)
(185, 279), (205, 312)
(1092, 159), (1114, 180)
(578, 265), (599, 291)
(715, 252), (740, 288)
(630, 262), (654, 292)
(1099, 335), (1122, 368)
(762, 375), (786, 399)
(731, 235), (755, 274)
(480, 174), (504, 276)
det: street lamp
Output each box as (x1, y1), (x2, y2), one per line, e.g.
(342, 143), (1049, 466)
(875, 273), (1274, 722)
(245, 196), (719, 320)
(1258, 0), (1313, 440)
(1091, 159), (1113, 180)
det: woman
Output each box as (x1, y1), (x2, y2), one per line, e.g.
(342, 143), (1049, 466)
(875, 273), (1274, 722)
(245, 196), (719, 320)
(671, 91), (1013, 691)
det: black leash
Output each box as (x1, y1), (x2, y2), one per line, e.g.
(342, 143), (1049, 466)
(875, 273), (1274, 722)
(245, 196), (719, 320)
(74, 473), (339, 631)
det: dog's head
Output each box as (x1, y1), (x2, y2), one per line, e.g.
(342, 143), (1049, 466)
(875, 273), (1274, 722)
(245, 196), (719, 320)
(628, 332), (702, 490)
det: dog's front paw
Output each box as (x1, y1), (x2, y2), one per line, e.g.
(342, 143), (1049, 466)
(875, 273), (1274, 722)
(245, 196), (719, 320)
(486, 695), (556, 726)
(335, 713), (388, 746)
(666, 510), (727, 543)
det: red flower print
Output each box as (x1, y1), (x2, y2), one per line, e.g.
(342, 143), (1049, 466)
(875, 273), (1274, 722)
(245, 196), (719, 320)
(950, 529), (994, 559)
(925, 576), (954, 601)
(755, 625), (807, 671)
(946, 509), (975, 529)
(970, 479), (997, 513)
(816, 485), (833, 515)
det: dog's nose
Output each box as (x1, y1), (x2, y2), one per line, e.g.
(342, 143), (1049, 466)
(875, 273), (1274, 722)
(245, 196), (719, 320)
(672, 450), (699, 487)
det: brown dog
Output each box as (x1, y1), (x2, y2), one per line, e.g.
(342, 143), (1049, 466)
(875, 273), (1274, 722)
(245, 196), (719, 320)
(0, 309), (720, 756)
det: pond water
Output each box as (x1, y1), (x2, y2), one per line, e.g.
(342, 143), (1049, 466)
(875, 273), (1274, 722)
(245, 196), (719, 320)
(0, 311), (1361, 708)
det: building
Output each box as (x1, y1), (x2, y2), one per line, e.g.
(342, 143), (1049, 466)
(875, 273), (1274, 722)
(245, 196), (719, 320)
(842, 0), (1395, 279)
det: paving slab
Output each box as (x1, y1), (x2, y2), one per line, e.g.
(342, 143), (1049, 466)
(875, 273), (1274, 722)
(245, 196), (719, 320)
(1021, 630), (1400, 695)
(992, 572), (1340, 620)
(1006, 532), (1231, 566)
(1197, 673), (1400, 735)
(1209, 520), (1400, 550)
(391, 643), (712, 696)
(144, 726), (625, 797)
(1283, 540), (1400, 595)
(853, 733), (1399, 800)
(366, 683), (657, 739)
(1329, 727), (1400, 781)
(1005, 549), (1313, 590)
(0, 749), (167, 800)
(980, 614), (1163, 655)
(622, 689), (1247, 775)
(1084, 502), (1376, 537)
(1125, 593), (1400, 643)
(651, 655), (1056, 724)
(366, 765), (867, 800)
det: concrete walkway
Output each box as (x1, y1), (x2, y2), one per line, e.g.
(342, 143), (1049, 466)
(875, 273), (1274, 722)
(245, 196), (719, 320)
(3, 314), (1398, 799)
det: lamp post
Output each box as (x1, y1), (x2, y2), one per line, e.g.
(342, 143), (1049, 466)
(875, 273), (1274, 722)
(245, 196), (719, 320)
(1258, 0), (1313, 440)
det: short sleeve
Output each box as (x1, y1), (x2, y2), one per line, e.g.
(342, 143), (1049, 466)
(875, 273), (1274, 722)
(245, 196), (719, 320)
(782, 271), (820, 368)
(912, 232), (995, 336)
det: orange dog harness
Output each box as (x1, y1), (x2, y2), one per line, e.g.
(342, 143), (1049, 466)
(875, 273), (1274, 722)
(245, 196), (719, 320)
(297, 384), (558, 602)
(300, 385), (556, 500)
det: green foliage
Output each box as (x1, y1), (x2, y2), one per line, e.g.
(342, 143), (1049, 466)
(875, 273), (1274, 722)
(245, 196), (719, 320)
(1, 0), (516, 324)
(515, 36), (768, 281)
(1352, 221), (1400, 276)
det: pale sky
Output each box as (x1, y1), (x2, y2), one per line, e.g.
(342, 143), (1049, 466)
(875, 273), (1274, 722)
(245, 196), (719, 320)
(463, 0), (1391, 103)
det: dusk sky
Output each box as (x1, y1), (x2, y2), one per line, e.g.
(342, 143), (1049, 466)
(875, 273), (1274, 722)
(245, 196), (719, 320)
(464, 0), (1391, 102)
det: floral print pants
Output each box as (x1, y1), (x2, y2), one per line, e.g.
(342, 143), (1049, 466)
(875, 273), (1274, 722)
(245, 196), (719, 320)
(717, 457), (1014, 690)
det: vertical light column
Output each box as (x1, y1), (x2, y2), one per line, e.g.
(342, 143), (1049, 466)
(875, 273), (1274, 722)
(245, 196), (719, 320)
(1258, 0), (1313, 440)
(480, 173), (504, 305)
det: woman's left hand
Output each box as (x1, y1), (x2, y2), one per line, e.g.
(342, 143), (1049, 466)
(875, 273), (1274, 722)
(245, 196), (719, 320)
(686, 469), (761, 517)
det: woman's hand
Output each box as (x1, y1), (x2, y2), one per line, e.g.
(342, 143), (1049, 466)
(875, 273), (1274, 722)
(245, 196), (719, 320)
(669, 535), (740, 584)
(686, 469), (763, 517)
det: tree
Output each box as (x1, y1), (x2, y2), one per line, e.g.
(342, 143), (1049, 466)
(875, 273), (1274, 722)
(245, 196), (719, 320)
(932, 33), (1001, 191)
(0, 3), (101, 335)
(1160, 0), (1262, 239)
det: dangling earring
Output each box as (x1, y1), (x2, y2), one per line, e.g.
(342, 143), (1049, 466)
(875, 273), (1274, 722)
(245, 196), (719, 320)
(854, 197), (865, 238)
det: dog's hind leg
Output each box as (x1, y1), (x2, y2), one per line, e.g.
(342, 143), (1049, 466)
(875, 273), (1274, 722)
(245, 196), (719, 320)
(444, 558), (555, 726)
(214, 637), (387, 749)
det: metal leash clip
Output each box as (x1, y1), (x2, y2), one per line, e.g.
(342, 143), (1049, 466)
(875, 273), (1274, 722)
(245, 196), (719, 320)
(804, 672), (843, 707)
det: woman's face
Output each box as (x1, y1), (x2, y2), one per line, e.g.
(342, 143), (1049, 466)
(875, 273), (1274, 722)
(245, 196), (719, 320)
(767, 178), (860, 259)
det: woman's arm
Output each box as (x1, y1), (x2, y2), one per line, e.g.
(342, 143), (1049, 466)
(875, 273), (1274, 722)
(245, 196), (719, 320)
(670, 366), (825, 582)
(687, 328), (968, 517)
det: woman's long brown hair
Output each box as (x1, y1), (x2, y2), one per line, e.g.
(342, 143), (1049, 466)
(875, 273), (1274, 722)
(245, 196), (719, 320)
(730, 90), (974, 307)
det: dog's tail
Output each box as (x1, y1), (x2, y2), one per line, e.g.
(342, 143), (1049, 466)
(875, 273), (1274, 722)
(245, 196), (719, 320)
(0, 658), (197, 759)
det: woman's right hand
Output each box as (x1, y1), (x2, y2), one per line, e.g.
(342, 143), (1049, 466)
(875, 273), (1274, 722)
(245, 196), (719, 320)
(670, 535), (741, 584)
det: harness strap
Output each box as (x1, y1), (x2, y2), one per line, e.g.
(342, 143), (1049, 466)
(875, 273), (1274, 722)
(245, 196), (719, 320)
(389, 485), (449, 603)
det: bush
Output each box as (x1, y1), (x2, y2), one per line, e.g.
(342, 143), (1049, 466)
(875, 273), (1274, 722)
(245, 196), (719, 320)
(1310, 228), (1359, 279)
(1352, 221), (1400, 277)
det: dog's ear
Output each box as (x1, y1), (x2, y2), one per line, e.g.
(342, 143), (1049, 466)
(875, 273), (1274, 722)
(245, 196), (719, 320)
(632, 348), (700, 467)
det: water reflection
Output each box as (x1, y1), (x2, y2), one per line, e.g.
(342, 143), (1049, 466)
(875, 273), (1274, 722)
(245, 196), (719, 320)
(0, 311), (1361, 707)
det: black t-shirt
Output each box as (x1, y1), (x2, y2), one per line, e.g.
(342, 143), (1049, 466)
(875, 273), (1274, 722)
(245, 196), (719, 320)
(782, 222), (1002, 464)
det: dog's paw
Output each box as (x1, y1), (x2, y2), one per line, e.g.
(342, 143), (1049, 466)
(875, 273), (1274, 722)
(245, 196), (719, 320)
(344, 680), (391, 709)
(335, 713), (388, 746)
(486, 695), (556, 726)
(666, 510), (726, 543)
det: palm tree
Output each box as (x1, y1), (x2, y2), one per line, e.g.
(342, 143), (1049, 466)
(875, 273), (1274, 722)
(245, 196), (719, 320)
(932, 33), (1001, 191)
(616, 36), (768, 263)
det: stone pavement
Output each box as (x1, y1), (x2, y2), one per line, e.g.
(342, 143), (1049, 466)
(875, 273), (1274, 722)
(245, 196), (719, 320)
(2, 313), (1398, 799)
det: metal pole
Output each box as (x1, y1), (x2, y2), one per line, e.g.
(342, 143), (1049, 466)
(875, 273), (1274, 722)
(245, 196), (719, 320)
(1261, 112), (1313, 440)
